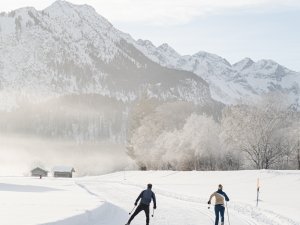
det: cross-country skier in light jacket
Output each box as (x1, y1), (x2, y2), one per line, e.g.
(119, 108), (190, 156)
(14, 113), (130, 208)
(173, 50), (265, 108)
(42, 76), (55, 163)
(208, 184), (230, 225)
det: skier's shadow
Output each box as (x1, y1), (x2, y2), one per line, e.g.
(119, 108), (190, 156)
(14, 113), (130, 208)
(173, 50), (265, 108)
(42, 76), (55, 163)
(0, 183), (61, 192)
(40, 202), (128, 225)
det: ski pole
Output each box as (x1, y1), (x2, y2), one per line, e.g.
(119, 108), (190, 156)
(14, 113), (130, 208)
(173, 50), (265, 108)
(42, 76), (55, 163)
(151, 208), (155, 217)
(226, 202), (231, 225)
(129, 205), (136, 215)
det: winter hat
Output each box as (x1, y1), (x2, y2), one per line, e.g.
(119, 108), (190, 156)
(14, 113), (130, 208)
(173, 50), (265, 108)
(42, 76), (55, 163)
(147, 183), (152, 189)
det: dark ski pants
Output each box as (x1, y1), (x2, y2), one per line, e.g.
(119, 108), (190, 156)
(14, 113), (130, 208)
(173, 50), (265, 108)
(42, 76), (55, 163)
(214, 205), (225, 225)
(128, 203), (150, 225)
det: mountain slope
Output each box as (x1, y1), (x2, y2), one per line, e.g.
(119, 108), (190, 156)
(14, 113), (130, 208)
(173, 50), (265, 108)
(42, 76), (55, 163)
(0, 1), (214, 111)
(135, 40), (300, 105)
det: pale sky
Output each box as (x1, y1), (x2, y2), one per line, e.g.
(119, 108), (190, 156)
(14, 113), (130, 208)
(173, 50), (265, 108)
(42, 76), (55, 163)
(1, 0), (300, 71)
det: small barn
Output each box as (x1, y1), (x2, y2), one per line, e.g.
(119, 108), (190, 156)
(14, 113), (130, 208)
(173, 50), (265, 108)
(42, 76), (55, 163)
(53, 166), (75, 178)
(31, 167), (48, 177)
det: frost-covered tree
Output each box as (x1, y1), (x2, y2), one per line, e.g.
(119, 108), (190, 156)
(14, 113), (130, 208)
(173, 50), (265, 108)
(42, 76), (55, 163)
(149, 113), (222, 170)
(221, 93), (294, 169)
(126, 97), (160, 159)
(127, 101), (222, 170)
(127, 99), (197, 169)
(285, 115), (300, 169)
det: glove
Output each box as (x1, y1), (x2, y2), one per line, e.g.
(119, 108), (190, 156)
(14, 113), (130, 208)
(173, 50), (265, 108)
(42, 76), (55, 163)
(134, 202), (137, 206)
(154, 205), (157, 209)
(207, 201), (211, 204)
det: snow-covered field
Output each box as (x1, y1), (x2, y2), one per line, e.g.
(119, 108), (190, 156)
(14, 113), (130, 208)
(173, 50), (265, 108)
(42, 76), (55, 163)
(0, 170), (299, 225)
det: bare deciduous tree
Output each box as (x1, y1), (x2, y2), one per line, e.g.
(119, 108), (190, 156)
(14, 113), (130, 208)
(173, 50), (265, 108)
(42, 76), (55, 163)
(221, 93), (294, 169)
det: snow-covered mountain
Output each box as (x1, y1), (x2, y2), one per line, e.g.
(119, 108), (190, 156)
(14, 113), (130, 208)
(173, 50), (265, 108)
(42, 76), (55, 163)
(0, 1), (214, 111)
(0, 1), (220, 143)
(135, 40), (300, 106)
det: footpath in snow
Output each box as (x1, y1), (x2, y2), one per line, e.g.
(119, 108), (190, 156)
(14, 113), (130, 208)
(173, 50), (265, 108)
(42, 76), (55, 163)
(0, 170), (299, 225)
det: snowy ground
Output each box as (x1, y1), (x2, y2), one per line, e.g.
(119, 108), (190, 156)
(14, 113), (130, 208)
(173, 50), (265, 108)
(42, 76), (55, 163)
(0, 170), (299, 225)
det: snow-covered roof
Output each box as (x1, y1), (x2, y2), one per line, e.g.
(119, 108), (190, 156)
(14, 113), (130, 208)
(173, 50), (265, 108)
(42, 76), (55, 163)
(52, 166), (75, 173)
(31, 167), (48, 172)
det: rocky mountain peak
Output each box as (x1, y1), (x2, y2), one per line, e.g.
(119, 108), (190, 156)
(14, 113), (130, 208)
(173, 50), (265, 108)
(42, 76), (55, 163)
(157, 43), (180, 57)
(233, 57), (254, 71)
(136, 39), (156, 48)
(192, 51), (231, 67)
(44, 0), (113, 30)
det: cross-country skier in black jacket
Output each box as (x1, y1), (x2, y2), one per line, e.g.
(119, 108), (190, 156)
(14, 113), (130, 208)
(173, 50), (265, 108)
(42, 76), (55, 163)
(125, 184), (157, 225)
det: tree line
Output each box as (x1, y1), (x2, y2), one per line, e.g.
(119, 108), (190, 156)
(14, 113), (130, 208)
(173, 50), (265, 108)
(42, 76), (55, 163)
(126, 93), (300, 170)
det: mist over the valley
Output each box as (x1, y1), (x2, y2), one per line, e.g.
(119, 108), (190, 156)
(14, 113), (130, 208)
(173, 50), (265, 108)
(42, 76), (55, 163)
(0, 95), (133, 176)
(0, 135), (132, 176)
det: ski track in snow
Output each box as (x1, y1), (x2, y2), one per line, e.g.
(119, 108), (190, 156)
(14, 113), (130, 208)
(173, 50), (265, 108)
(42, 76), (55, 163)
(74, 179), (261, 225)
(1, 171), (299, 225)
(76, 180), (215, 225)
(74, 175), (298, 225)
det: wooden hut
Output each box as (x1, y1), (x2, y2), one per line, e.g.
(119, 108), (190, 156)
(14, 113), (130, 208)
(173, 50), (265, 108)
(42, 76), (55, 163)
(53, 166), (75, 178)
(31, 167), (48, 177)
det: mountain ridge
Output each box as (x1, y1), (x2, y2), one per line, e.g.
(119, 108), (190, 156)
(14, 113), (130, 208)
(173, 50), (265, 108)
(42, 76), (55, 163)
(134, 38), (300, 105)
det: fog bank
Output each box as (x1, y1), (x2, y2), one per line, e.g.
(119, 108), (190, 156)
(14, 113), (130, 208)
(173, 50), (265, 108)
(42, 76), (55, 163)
(0, 135), (133, 176)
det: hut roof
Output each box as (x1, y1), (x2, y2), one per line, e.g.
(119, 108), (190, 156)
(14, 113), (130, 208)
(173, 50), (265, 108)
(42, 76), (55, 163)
(53, 166), (75, 173)
(31, 167), (48, 172)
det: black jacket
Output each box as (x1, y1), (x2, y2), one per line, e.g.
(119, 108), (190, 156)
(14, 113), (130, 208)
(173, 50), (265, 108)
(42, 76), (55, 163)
(135, 188), (156, 207)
